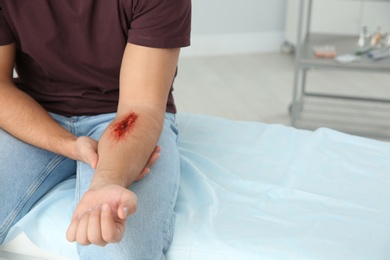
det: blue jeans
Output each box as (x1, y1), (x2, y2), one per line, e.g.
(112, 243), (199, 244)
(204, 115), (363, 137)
(0, 112), (180, 259)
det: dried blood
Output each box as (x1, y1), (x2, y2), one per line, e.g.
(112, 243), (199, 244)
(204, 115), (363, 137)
(111, 112), (138, 140)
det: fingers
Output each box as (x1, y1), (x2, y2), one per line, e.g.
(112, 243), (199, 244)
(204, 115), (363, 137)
(154, 145), (161, 153)
(66, 209), (99, 246)
(87, 206), (106, 246)
(135, 146), (161, 181)
(66, 185), (137, 246)
(118, 192), (137, 220)
(76, 210), (91, 245)
(66, 205), (126, 246)
(101, 204), (124, 243)
(66, 214), (79, 242)
(146, 146), (161, 170)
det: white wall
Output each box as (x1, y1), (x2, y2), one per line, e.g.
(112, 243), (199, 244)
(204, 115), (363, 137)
(285, 0), (390, 45)
(181, 0), (287, 57)
(311, 1), (390, 35)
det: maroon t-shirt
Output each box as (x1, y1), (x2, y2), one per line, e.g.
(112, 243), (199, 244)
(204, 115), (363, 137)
(0, 0), (191, 116)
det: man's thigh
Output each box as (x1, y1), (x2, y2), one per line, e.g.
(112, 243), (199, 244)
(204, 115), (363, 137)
(0, 128), (76, 244)
(76, 113), (180, 259)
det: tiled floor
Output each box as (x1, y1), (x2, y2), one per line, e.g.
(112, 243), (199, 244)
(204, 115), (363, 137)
(174, 52), (390, 140)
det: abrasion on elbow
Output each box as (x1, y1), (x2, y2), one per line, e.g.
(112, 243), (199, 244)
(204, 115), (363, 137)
(110, 112), (139, 141)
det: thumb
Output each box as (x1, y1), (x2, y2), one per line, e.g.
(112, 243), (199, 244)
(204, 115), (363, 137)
(88, 153), (99, 169)
(117, 191), (137, 220)
(76, 136), (99, 168)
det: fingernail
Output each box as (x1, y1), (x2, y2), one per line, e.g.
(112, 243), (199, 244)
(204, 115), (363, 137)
(123, 207), (129, 217)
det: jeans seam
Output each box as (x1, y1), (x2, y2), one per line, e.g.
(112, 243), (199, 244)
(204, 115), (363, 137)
(161, 143), (180, 254)
(76, 161), (82, 203)
(0, 155), (65, 238)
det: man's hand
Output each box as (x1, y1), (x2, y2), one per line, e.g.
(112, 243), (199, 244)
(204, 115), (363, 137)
(136, 145), (161, 181)
(75, 136), (99, 169)
(66, 140), (160, 246)
(66, 184), (137, 246)
(74, 136), (160, 180)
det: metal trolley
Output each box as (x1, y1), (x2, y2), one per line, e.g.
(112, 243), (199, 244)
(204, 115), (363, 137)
(290, 0), (390, 138)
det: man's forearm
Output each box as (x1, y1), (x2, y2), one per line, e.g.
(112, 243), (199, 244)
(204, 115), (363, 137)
(0, 81), (78, 159)
(90, 105), (164, 189)
(88, 44), (180, 190)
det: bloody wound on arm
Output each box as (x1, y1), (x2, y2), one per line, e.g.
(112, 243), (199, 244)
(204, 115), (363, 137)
(110, 112), (139, 141)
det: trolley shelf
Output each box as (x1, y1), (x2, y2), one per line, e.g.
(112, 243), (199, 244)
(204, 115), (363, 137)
(290, 0), (390, 139)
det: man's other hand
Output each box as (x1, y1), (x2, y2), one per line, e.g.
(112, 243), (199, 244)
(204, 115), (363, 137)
(66, 184), (137, 246)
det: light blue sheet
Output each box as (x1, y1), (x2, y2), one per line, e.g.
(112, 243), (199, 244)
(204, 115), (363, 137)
(3, 113), (390, 259)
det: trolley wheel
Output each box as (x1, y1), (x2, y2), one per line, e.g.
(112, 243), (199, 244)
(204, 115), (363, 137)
(289, 102), (304, 116)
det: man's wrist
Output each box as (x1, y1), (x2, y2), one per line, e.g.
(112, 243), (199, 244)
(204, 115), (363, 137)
(89, 173), (132, 191)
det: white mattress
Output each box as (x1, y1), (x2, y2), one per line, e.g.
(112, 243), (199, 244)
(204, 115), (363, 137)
(1, 113), (390, 259)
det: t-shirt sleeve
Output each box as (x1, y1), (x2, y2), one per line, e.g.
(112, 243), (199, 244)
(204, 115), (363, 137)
(0, 7), (15, 45)
(127, 0), (191, 48)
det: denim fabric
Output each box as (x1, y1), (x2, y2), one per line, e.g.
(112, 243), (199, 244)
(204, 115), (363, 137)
(0, 113), (180, 260)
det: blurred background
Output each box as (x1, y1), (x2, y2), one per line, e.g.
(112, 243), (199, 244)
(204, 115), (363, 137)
(174, 0), (390, 140)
